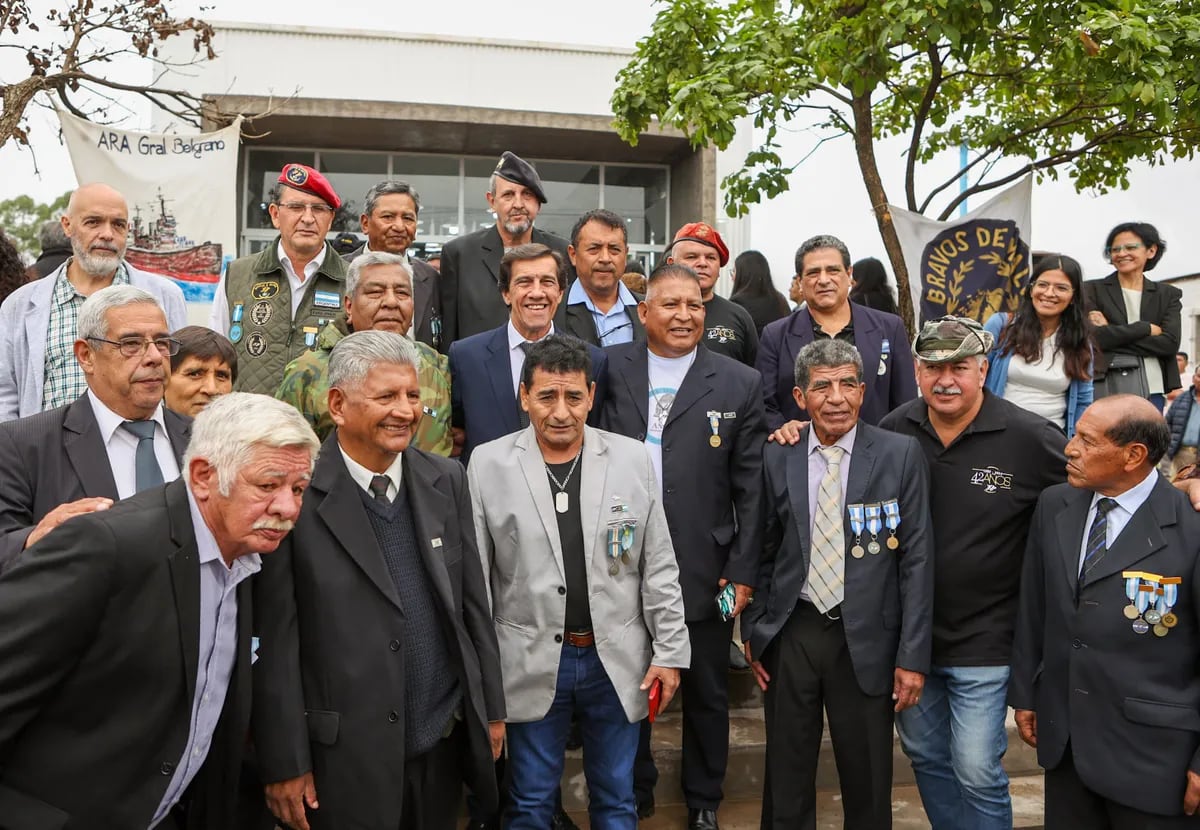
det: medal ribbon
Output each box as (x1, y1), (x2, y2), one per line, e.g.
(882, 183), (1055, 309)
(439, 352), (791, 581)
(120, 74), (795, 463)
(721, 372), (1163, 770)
(708, 412), (721, 439)
(865, 503), (882, 538)
(1136, 585), (1153, 615)
(848, 504), (865, 540)
(232, 303), (244, 323)
(1163, 577), (1181, 611)
(883, 499), (900, 532)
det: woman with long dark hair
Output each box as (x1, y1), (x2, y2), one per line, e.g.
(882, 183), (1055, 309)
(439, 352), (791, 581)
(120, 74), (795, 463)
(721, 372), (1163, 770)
(983, 254), (1093, 436)
(730, 249), (789, 334)
(1082, 221), (1182, 409)
(848, 257), (898, 316)
(0, 230), (28, 306)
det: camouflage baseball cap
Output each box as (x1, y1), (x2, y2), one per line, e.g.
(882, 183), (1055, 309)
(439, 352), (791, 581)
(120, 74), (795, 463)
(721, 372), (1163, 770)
(912, 315), (994, 363)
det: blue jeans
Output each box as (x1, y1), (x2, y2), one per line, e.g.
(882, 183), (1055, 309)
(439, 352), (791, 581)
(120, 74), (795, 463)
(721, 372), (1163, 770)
(896, 664), (1012, 830)
(505, 644), (640, 829)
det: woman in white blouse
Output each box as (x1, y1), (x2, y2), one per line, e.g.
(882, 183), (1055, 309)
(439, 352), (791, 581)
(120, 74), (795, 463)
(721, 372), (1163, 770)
(983, 255), (1094, 436)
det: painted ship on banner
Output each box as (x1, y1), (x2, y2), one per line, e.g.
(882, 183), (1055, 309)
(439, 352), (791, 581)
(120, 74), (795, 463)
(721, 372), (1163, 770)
(125, 191), (223, 303)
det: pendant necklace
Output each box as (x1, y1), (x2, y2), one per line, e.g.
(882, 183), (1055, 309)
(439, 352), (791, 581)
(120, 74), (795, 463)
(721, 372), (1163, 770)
(546, 449), (583, 514)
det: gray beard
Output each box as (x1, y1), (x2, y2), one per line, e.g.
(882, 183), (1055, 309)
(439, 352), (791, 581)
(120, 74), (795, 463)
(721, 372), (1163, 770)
(72, 240), (122, 277)
(502, 217), (532, 237)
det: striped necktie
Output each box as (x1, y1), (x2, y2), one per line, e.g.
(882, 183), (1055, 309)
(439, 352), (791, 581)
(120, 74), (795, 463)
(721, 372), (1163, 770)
(808, 445), (846, 613)
(1079, 497), (1119, 589)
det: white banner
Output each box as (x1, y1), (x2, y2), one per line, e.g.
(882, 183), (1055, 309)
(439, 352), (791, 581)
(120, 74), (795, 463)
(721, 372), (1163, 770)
(58, 109), (242, 306)
(890, 175), (1033, 325)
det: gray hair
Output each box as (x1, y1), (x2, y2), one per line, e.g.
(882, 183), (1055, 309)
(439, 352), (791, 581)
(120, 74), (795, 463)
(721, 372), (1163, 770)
(184, 392), (320, 497)
(794, 339), (864, 389)
(794, 234), (851, 272)
(328, 330), (420, 392)
(362, 180), (421, 216)
(344, 251), (413, 300)
(40, 218), (69, 251)
(77, 285), (162, 341)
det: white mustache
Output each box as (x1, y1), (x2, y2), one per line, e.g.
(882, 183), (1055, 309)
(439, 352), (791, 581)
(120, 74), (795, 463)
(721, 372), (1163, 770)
(931, 385), (962, 396)
(253, 518), (295, 532)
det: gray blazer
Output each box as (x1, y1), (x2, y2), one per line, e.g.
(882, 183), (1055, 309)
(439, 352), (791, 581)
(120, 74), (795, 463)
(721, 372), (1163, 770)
(0, 261), (188, 422)
(0, 393), (192, 571)
(467, 425), (690, 723)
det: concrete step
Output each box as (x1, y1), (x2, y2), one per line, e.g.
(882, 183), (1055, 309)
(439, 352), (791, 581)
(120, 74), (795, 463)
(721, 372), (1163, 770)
(561, 707), (1039, 812)
(561, 774), (1047, 828)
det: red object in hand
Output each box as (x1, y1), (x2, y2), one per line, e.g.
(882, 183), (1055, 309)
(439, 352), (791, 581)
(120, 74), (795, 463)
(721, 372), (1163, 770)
(647, 679), (662, 723)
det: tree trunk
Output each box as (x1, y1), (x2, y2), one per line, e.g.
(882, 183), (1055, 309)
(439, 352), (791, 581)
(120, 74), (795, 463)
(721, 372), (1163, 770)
(0, 77), (47, 148)
(849, 91), (916, 339)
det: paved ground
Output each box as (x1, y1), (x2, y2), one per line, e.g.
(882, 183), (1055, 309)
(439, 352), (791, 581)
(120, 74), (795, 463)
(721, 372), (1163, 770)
(563, 775), (1046, 829)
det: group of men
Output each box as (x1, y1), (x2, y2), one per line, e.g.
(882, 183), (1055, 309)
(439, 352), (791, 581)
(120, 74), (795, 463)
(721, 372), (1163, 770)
(1, 148), (1200, 830)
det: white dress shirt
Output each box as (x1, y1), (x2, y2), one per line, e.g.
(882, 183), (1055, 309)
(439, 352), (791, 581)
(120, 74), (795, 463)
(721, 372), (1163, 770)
(507, 321), (555, 396)
(86, 390), (180, 500)
(339, 444), (404, 501)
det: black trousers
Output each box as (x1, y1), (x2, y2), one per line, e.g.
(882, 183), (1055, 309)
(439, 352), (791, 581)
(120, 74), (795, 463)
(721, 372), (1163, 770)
(634, 617), (733, 810)
(760, 603), (894, 830)
(1046, 743), (1200, 830)
(400, 724), (466, 830)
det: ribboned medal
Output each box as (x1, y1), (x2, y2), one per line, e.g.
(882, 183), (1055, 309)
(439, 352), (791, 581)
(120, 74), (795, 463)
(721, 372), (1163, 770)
(707, 411), (722, 448)
(229, 303), (244, 344)
(303, 326), (319, 349)
(878, 338), (890, 376)
(865, 503), (883, 554)
(1133, 585), (1154, 633)
(1162, 577), (1181, 628)
(848, 504), (866, 558)
(1123, 572), (1142, 620)
(883, 498), (901, 550)
(1143, 573), (1163, 624)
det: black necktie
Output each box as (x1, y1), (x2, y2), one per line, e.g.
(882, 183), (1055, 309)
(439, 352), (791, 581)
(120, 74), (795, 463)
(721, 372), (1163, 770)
(369, 474), (392, 506)
(517, 341), (533, 428)
(119, 420), (165, 493)
(1079, 497), (1119, 589)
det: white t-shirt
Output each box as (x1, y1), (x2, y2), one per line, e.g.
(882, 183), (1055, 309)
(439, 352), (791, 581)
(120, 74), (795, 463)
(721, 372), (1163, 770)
(645, 349), (697, 497)
(1121, 286), (1165, 395)
(1003, 334), (1070, 428)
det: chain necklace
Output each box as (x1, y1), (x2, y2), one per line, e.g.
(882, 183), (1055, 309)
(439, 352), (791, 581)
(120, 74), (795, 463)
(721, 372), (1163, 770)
(545, 449), (583, 514)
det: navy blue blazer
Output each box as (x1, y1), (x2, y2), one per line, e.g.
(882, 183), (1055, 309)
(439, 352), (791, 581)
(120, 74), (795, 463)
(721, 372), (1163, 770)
(757, 303), (916, 429)
(448, 325), (607, 463)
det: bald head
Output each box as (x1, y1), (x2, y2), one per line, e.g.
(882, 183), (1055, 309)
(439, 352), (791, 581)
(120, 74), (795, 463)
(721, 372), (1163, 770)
(1065, 394), (1170, 495)
(63, 183), (129, 278)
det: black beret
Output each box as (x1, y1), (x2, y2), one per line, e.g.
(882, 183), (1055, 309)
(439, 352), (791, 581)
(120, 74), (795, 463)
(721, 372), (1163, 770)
(493, 151), (548, 204)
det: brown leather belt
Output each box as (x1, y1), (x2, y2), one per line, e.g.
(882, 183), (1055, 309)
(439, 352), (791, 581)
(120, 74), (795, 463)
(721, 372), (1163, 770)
(565, 629), (595, 647)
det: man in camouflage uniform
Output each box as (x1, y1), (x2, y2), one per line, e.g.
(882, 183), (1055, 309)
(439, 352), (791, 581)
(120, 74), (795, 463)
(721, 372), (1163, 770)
(277, 251), (453, 456)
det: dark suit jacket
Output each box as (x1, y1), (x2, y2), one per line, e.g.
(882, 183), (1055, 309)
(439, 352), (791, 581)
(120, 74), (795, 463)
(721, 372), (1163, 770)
(559, 298), (645, 347)
(447, 325), (608, 464)
(0, 480), (252, 830)
(742, 423), (934, 696)
(1009, 477), (1200, 816)
(1083, 272), (1182, 392)
(599, 344), (766, 620)
(0, 393), (191, 571)
(252, 437), (504, 828)
(757, 303), (917, 429)
(342, 245), (443, 349)
(438, 225), (572, 351)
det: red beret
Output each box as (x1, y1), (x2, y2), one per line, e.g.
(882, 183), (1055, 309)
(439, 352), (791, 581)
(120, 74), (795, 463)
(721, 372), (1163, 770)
(671, 222), (729, 267)
(277, 164), (341, 210)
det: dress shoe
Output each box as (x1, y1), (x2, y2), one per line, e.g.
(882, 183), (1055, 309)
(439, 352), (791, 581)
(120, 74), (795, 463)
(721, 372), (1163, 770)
(728, 640), (751, 670)
(636, 798), (656, 819)
(688, 807), (720, 829)
(551, 807), (580, 830)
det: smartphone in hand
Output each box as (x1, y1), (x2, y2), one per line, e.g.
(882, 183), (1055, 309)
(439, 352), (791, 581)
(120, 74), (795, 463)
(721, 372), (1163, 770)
(648, 679), (662, 723)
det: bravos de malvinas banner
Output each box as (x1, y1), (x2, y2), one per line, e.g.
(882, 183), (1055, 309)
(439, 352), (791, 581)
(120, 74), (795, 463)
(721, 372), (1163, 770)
(890, 175), (1033, 325)
(58, 109), (242, 305)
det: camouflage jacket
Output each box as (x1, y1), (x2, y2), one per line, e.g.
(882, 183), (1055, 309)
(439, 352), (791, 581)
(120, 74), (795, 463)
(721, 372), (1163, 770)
(276, 321), (453, 456)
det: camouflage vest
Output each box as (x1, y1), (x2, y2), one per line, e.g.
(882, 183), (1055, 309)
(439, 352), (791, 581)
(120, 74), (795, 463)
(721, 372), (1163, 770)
(225, 241), (347, 395)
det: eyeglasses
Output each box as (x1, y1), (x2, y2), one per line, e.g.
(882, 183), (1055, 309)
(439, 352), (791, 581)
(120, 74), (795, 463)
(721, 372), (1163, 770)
(278, 202), (335, 217)
(1107, 243), (1144, 256)
(87, 336), (181, 358)
(1032, 281), (1074, 296)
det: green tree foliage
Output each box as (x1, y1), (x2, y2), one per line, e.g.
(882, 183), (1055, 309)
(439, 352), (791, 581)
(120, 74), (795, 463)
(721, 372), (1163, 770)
(0, 192), (71, 259)
(612, 0), (1200, 330)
